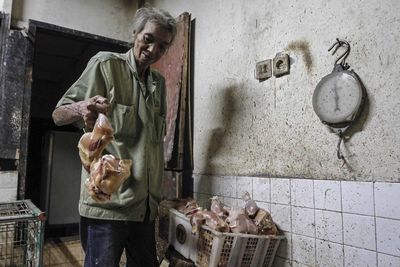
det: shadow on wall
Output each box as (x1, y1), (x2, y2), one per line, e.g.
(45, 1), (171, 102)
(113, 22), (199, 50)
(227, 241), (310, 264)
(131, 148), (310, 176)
(197, 84), (244, 194)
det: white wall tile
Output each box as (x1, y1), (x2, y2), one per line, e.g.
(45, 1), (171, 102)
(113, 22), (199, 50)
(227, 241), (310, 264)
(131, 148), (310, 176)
(271, 178), (291, 205)
(292, 261), (313, 267)
(344, 246), (377, 267)
(193, 174), (210, 194)
(210, 176), (236, 197)
(315, 210), (343, 243)
(236, 176), (253, 199)
(343, 213), (376, 250)
(292, 234), (315, 266)
(193, 192), (212, 205)
(257, 201), (271, 214)
(375, 182), (400, 220)
(291, 179), (314, 208)
(378, 253), (400, 267)
(271, 203), (291, 232)
(316, 240), (344, 267)
(222, 196), (237, 208)
(376, 217), (400, 257)
(342, 181), (374, 216)
(209, 176), (219, 196)
(292, 207), (315, 237)
(0, 188), (17, 202)
(276, 232), (292, 260)
(252, 177), (270, 202)
(314, 180), (341, 211)
(0, 171), (18, 188)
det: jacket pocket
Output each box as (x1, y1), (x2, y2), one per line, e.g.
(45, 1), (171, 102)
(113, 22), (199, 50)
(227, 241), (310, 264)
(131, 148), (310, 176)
(110, 103), (139, 145)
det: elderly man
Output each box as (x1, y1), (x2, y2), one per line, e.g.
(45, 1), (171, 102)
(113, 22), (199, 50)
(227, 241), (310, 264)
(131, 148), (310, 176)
(52, 5), (177, 266)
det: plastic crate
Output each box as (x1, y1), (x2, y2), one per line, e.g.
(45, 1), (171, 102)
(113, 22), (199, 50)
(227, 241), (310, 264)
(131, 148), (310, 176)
(0, 200), (45, 267)
(169, 208), (284, 267)
(168, 208), (199, 262)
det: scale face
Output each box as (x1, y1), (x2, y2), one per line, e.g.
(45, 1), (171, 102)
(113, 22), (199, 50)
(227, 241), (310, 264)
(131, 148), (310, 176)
(312, 38), (367, 162)
(312, 70), (363, 125)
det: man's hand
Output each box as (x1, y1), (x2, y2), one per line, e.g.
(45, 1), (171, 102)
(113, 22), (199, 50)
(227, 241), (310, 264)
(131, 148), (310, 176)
(81, 96), (111, 129)
(52, 95), (111, 129)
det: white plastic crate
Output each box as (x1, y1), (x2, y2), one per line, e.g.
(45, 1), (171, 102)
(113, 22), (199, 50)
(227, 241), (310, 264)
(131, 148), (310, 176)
(169, 208), (284, 267)
(168, 208), (199, 262)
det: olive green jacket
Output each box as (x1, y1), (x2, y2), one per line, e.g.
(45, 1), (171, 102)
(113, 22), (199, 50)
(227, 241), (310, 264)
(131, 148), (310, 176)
(56, 49), (166, 221)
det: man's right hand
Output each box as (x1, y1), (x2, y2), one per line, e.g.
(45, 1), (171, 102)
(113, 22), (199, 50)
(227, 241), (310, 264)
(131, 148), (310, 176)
(81, 96), (111, 129)
(52, 95), (111, 129)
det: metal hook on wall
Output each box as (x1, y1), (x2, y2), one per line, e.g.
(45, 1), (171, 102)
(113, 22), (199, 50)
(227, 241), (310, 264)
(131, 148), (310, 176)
(336, 129), (346, 167)
(328, 38), (351, 70)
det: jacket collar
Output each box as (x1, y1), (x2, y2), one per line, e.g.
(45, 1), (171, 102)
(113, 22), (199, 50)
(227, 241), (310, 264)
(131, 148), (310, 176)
(126, 48), (156, 94)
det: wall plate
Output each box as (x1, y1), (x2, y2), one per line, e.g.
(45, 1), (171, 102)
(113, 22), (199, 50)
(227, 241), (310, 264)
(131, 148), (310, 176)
(273, 53), (290, 77)
(255, 59), (272, 80)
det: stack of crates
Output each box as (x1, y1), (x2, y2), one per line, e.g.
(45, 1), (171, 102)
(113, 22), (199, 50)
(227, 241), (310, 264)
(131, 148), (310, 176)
(0, 200), (45, 267)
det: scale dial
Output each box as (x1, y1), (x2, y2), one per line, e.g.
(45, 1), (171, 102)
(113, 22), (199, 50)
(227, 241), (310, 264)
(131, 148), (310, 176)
(313, 70), (363, 125)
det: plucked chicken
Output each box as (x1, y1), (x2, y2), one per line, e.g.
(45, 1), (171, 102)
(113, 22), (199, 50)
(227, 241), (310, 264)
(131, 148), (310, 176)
(225, 207), (258, 234)
(78, 113), (114, 171)
(190, 209), (228, 233)
(90, 154), (132, 195)
(242, 191), (259, 218)
(178, 193), (279, 236)
(77, 113), (133, 202)
(210, 196), (229, 219)
(253, 208), (278, 235)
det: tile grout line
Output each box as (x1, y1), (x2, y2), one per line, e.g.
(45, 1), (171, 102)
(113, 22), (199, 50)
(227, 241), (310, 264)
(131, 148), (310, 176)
(373, 181), (378, 266)
(289, 178), (293, 264)
(340, 180), (345, 267)
(313, 179), (317, 267)
(251, 176), (254, 200)
(269, 177), (272, 213)
(235, 176), (238, 207)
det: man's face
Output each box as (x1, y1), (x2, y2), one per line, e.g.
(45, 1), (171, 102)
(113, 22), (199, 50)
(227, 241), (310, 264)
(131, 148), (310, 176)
(133, 21), (173, 68)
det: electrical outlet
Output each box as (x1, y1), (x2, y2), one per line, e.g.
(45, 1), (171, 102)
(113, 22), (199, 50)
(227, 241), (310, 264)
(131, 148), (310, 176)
(273, 53), (290, 77)
(255, 59), (272, 80)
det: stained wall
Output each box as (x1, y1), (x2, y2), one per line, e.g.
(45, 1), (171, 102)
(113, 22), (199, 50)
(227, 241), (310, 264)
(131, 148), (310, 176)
(150, 0), (400, 182)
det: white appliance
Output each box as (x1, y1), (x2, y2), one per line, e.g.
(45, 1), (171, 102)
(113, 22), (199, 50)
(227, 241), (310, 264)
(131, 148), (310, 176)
(40, 131), (82, 225)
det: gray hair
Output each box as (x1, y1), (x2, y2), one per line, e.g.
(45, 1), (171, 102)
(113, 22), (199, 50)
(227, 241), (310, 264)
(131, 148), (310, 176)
(132, 4), (177, 44)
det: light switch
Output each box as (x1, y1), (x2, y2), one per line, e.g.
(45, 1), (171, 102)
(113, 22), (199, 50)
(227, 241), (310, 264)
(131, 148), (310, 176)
(255, 59), (272, 81)
(273, 53), (290, 77)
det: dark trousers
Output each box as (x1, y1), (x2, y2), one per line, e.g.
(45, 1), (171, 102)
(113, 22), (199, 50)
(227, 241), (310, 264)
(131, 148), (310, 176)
(80, 216), (158, 267)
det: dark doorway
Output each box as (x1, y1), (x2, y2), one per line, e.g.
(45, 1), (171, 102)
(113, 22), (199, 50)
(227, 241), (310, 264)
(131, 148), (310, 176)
(25, 20), (129, 237)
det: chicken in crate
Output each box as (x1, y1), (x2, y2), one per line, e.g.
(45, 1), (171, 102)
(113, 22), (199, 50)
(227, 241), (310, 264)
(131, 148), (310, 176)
(168, 193), (284, 267)
(0, 200), (45, 267)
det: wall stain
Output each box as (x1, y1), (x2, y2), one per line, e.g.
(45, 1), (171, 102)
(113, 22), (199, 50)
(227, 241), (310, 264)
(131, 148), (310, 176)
(286, 40), (313, 73)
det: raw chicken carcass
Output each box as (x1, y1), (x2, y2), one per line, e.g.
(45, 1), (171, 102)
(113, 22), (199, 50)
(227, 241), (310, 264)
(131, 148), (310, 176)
(253, 208), (278, 235)
(210, 196), (229, 219)
(190, 209), (206, 234)
(177, 200), (201, 217)
(78, 113), (114, 171)
(202, 210), (229, 232)
(90, 154), (132, 196)
(226, 206), (258, 234)
(86, 178), (111, 202)
(189, 210), (228, 233)
(225, 207), (247, 233)
(242, 191), (259, 218)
